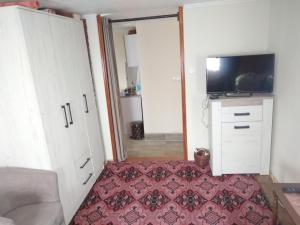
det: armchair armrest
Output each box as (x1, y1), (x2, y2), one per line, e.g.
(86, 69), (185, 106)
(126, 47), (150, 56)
(0, 167), (60, 216)
(0, 217), (15, 225)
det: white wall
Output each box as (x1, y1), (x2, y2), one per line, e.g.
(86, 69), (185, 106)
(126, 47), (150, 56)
(83, 14), (113, 160)
(184, 0), (271, 160)
(268, 0), (300, 182)
(136, 18), (182, 134)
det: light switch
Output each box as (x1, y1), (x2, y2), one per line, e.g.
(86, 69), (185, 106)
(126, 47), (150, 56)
(172, 76), (181, 81)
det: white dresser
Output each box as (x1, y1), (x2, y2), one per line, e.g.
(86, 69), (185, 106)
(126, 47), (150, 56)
(209, 96), (273, 176)
(0, 6), (105, 223)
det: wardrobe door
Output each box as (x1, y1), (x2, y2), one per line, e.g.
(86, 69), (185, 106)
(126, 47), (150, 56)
(18, 9), (78, 222)
(0, 8), (51, 169)
(49, 16), (91, 162)
(50, 17), (97, 209)
(70, 21), (106, 175)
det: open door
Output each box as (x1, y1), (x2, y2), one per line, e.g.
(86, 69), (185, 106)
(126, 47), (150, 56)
(97, 16), (127, 161)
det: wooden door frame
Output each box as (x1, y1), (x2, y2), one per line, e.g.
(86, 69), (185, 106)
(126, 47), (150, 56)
(97, 16), (118, 161)
(97, 8), (188, 161)
(178, 6), (188, 160)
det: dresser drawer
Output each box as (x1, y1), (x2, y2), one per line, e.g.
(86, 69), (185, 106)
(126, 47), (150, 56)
(221, 122), (262, 174)
(76, 153), (94, 186)
(222, 105), (262, 122)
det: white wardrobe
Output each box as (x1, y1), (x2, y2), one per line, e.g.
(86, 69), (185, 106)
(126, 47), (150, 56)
(0, 6), (105, 223)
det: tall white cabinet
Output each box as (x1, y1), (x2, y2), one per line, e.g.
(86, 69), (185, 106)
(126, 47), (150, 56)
(209, 96), (273, 176)
(0, 6), (105, 223)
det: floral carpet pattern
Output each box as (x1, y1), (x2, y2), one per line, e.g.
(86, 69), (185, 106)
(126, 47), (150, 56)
(70, 161), (273, 225)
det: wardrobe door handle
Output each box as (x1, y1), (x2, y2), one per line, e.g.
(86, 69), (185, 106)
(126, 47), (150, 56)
(83, 94), (89, 113)
(80, 157), (91, 169)
(234, 112), (250, 116)
(61, 105), (69, 128)
(234, 125), (250, 129)
(66, 103), (73, 125)
(83, 173), (93, 185)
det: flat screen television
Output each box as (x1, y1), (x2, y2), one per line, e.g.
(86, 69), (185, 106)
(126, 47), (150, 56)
(206, 54), (275, 95)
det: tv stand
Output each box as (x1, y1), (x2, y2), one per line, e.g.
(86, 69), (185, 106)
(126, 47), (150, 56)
(225, 92), (253, 97)
(209, 96), (273, 176)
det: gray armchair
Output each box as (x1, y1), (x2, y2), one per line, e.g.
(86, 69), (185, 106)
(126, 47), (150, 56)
(0, 167), (65, 225)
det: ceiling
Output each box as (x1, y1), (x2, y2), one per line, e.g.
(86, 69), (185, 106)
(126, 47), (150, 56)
(36, 0), (210, 17)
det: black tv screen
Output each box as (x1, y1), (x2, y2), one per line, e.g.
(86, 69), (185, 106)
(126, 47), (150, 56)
(206, 54), (275, 94)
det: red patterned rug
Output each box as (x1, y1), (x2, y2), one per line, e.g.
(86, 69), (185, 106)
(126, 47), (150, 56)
(71, 161), (273, 225)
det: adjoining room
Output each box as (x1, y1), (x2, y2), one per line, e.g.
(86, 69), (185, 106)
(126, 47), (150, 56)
(112, 17), (184, 160)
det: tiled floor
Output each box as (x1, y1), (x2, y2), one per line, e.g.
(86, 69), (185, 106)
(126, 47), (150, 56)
(125, 137), (184, 160)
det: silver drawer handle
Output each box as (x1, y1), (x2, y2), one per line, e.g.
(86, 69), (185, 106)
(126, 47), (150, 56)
(83, 173), (93, 185)
(80, 158), (90, 169)
(234, 125), (250, 129)
(234, 112), (250, 116)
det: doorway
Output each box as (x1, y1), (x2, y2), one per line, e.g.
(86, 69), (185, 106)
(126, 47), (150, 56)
(98, 8), (187, 161)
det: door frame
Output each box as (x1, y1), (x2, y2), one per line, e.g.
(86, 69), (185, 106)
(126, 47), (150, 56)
(97, 6), (188, 161)
(178, 6), (188, 160)
(97, 16), (118, 160)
